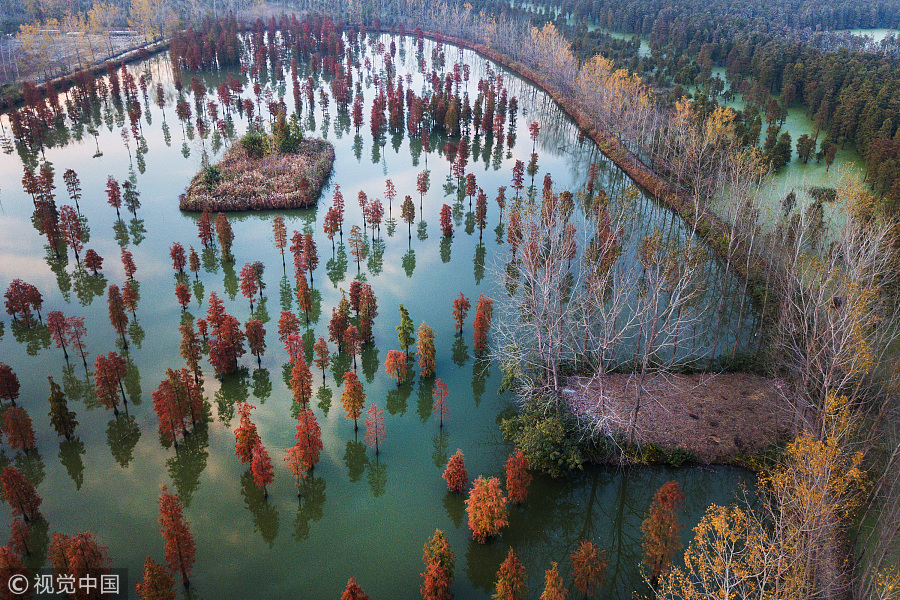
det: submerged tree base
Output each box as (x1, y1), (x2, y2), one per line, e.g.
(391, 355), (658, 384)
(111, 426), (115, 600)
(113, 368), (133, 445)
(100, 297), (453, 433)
(180, 138), (334, 212)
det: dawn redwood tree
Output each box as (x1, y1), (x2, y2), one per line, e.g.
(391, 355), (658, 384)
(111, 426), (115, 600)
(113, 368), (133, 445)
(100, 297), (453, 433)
(158, 486), (196, 589)
(421, 563), (451, 600)
(240, 262), (259, 310)
(364, 403), (386, 455)
(107, 176), (122, 218)
(197, 209), (214, 248)
(188, 247), (200, 279)
(443, 450), (468, 493)
(49, 531), (111, 584)
(215, 213), (235, 262)
(417, 324), (436, 378)
(121, 248), (137, 280)
(417, 171), (430, 211)
(473, 294), (494, 353)
(4, 406), (36, 452)
(47, 310), (70, 361)
(107, 284), (129, 349)
(466, 476), (508, 543)
(0, 363), (20, 406)
(505, 450), (531, 505)
(359, 284), (378, 343)
(167, 368), (203, 428)
(0, 467), (42, 521)
(290, 357), (313, 408)
(278, 310), (301, 344)
(122, 280), (140, 319)
(123, 181), (141, 216)
(136, 557), (175, 600)
(342, 578), (370, 600)
(48, 376), (78, 440)
(251, 443), (275, 498)
(422, 529), (455, 600)
(397, 304), (415, 359)
(273, 216), (287, 268)
(432, 378), (449, 428)
(345, 325), (362, 370)
(170, 243), (187, 274)
(63, 168), (82, 214)
(571, 540), (607, 597)
(539, 563), (567, 600)
(297, 275), (312, 323)
(384, 350), (408, 387)
(234, 403), (260, 464)
(496, 186), (507, 219)
(439, 204), (453, 237)
(245, 319), (266, 366)
(84, 249), (104, 274)
(59, 205), (84, 263)
(284, 334), (304, 366)
(512, 160), (525, 200)
(67, 316), (89, 369)
(175, 283), (192, 311)
(179, 324), (202, 385)
(209, 314), (246, 375)
(303, 233), (318, 284)
(494, 547), (527, 600)
(153, 377), (187, 447)
(288, 407), (323, 481)
(401, 195), (415, 238)
(95, 351), (128, 415)
(4, 279), (43, 326)
(452, 293), (471, 334)
(313, 337), (330, 381)
(348, 225), (366, 273)
(641, 481), (685, 587)
(475, 189), (488, 238)
(341, 370), (365, 431)
(329, 293), (351, 352)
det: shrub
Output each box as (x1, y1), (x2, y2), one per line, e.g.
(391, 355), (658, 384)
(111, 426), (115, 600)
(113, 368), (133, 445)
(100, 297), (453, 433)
(499, 403), (583, 478)
(241, 131), (267, 158)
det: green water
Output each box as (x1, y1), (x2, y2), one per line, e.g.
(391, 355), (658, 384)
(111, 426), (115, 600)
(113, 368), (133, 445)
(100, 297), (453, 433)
(0, 34), (756, 599)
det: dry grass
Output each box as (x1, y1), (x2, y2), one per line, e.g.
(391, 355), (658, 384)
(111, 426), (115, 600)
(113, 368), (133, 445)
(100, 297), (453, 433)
(565, 372), (791, 463)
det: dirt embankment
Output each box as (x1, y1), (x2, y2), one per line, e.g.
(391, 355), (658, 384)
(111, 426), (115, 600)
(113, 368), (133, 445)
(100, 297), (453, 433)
(565, 373), (791, 463)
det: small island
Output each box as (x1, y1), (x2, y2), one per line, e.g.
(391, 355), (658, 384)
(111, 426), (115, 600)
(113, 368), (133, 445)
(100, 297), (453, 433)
(180, 115), (334, 212)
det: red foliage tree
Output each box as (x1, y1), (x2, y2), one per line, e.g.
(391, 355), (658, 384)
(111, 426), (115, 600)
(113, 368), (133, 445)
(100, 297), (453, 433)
(234, 402), (260, 463)
(451, 293), (470, 334)
(329, 292), (351, 351)
(153, 377), (187, 447)
(209, 313), (246, 375)
(59, 204), (84, 262)
(340, 370), (365, 431)
(245, 319), (266, 366)
(313, 337), (330, 380)
(175, 282), (192, 310)
(106, 176), (122, 218)
(0, 467), (42, 521)
(50, 531), (112, 595)
(494, 547), (527, 600)
(297, 275), (312, 323)
(287, 407), (323, 483)
(473, 294), (494, 353)
(466, 476), (508, 543)
(4, 279), (42, 326)
(505, 450), (532, 505)
(277, 310), (300, 344)
(358, 284), (378, 343)
(571, 540), (607, 597)
(158, 486), (196, 589)
(4, 406), (36, 452)
(539, 562), (567, 600)
(439, 204), (453, 237)
(344, 325), (362, 370)
(641, 481), (685, 586)
(364, 403), (386, 455)
(432, 378), (449, 428)
(197, 209), (214, 248)
(303, 233), (318, 283)
(215, 213), (234, 262)
(384, 349), (408, 387)
(47, 310), (70, 360)
(170, 243), (186, 273)
(84, 249), (104, 273)
(136, 556), (175, 600)
(0, 363), (21, 407)
(122, 280), (139, 318)
(421, 563), (452, 600)
(290, 356), (313, 407)
(121, 248), (137, 279)
(67, 316), (89, 368)
(251, 443), (275, 498)
(273, 215), (287, 267)
(341, 578), (370, 600)
(107, 284), (129, 349)
(94, 351), (127, 415)
(442, 449), (468, 493)
(239, 262), (258, 310)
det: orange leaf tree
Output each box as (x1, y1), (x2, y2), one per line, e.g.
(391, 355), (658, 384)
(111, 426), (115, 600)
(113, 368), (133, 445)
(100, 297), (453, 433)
(234, 402), (260, 463)
(641, 480), (685, 586)
(539, 562), (568, 600)
(364, 403), (386, 455)
(136, 556), (175, 600)
(417, 323), (436, 378)
(451, 293), (471, 334)
(505, 450), (532, 505)
(0, 466), (42, 521)
(341, 370), (366, 431)
(432, 378), (449, 428)
(384, 349), (409, 386)
(158, 486), (196, 589)
(570, 540), (606, 597)
(494, 547), (527, 600)
(341, 577), (370, 600)
(251, 443), (275, 498)
(466, 475), (508, 543)
(473, 294), (494, 353)
(443, 449), (468, 493)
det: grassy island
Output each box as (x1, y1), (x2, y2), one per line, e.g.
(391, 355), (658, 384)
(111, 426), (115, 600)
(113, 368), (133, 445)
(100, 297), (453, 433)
(180, 118), (334, 212)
